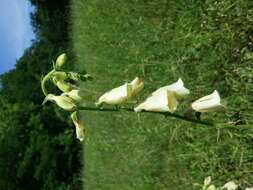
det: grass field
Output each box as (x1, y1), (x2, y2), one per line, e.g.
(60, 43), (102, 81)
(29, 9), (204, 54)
(71, 0), (253, 189)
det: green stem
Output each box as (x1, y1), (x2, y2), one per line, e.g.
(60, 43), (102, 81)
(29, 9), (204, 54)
(78, 106), (214, 126)
(41, 69), (55, 96)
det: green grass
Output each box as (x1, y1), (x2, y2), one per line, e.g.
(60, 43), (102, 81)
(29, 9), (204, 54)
(71, 0), (253, 189)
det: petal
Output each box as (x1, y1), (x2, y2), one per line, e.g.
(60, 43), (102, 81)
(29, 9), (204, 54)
(222, 181), (238, 190)
(51, 95), (76, 111)
(207, 185), (217, 190)
(204, 176), (212, 187)
(134, 91), (176, 113)
(71, 112), (85, 141)
(152, 78), (190, 99)
(130, 77), (144, 97)
(98, 83), (130, 105)
(63, 90), (82, 102)
(167, 92), (178, 113)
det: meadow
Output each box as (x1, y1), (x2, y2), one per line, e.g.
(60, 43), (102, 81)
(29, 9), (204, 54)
(71, 0), (253, 189)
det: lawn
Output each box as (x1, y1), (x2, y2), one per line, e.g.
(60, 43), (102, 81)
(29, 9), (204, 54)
(71, 0), (253, 189)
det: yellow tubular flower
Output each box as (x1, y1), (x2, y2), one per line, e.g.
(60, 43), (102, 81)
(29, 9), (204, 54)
(97, 77), (144, 106)
(43, 94), (76, 111)
(71, 112), (85, 141)
(152, 78), (190, 100)
(191, 90), (225, 113)
(134, 90), (178, 113)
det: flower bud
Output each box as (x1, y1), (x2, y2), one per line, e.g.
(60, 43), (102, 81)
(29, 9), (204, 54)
(54, 80), (73, 92)
(52, 71), (76, 93)
(55, 53), (67, 68)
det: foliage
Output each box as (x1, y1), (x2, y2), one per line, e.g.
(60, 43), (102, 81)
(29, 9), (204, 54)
(71, 0), (253, 189)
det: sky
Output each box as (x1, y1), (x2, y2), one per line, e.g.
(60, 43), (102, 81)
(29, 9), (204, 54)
(0, 0), (35, 74)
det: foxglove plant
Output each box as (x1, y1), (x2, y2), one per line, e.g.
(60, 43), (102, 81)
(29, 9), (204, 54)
(41, 53), (234, 141)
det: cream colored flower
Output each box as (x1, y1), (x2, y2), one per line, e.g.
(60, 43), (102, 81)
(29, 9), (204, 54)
(97, 77), (144, 105)
(134, 90), (178, 113)
(245, 187), (253, 190)
(43, 94), (76, 111)
(71, 112), (85, 141)
(97, 83), (132, 105)
(191, 90), (225, 112)
(134, 78), (188, 113)
(207, 185), (217, 190)
(152, 78), (190, 99)
(204, 176), (212, 187)
(63, 89), (82, 102)
(222, 181), (238, 190)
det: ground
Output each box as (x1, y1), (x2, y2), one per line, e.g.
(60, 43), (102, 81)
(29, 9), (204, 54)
(71, 0), (253, 189)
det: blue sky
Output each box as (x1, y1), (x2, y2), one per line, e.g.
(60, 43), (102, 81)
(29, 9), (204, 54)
(0, 0), (35, 74)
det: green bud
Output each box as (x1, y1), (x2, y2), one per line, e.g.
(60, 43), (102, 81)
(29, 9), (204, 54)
(55, 53), (67, 68)
(52, 71), (68, 81)
(52, 71), (76, 93)
(53, 79), (73, 92)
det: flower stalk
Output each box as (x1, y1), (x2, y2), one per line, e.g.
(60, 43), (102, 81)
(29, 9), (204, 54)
(41, 69), (55, 96)
(77, 106), (214, 126)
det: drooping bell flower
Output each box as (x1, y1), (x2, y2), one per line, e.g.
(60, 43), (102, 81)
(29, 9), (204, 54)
(222, 181), (238, 190)
(63, 89), (82, 102)
(191, 90), (225, 112)
(152, 78), (190, 100)
(71, 111), (85, 141)
(204, 176), (212, 188)
(96, 77), (144, 105)
(134, 90), (178, 113)
(97, 83), (132, 105)
(43, 94), (76, 111)
(134, 78), (188, 113)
